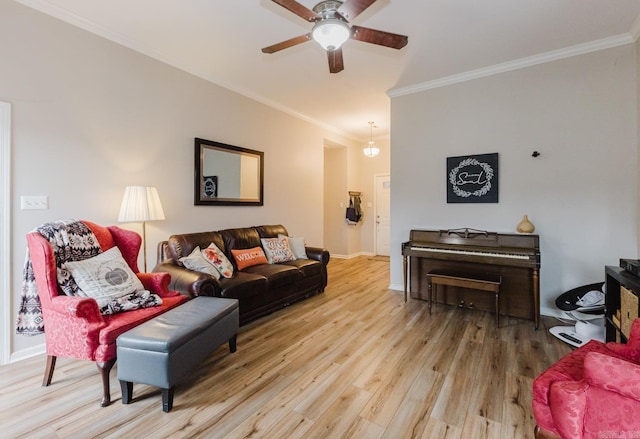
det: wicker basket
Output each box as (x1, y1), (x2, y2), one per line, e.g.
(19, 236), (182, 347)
(621, 285), (638, 339)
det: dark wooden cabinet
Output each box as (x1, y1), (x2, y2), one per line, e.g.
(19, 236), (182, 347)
(605, 266), (640, 343)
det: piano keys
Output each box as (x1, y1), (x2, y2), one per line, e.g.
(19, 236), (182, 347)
(402, 228), (541, 328)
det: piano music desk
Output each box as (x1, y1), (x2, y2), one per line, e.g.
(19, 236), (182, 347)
(427, 270), (502, 327)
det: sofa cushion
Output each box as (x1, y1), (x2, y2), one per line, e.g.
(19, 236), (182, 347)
(202, 243), (234, 278)
(179, 246), (221, 279)
(65, 247), (161, 315)
(231, 247), (268, 270)
(220, 227), (262, 258)
(282, 258), (321, 277)
(280, 235), (308, 260)
(168, 231), (225, 264)
(261, 237), (295, 264)
(255, 224), (288, 239)
(243, 263), (300, 288)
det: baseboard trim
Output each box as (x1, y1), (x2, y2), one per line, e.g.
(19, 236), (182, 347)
(330, 251), (375, 260)
(11, 342), (45, 364)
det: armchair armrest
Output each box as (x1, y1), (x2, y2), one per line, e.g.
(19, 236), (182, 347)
(136, 272), (180, 297)
(49, 295), (102, 320)
(153, 261), (220, 298)
(305, 246), (330, 266)
(606, 318), (640, 363)
(584, 351), (640, 401)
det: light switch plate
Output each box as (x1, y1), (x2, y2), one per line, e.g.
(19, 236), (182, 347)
(21, 195), (48, 210)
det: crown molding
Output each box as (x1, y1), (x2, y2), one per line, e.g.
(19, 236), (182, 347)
(388, 33), (636, 98)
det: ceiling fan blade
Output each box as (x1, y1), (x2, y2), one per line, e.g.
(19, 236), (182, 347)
(336, 0), (377, 21)
(328, 48), (344, 73)
(271, 0), (320, 22)
(351, 25), (408, 49)
(262, 33), (312, 54)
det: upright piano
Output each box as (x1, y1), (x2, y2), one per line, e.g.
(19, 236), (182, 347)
(402, 228), (541, 328)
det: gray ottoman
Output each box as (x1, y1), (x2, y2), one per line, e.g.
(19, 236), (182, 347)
(116, 296), (239, 412)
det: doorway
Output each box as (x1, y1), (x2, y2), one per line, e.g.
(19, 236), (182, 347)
(374, 174), (390, 256)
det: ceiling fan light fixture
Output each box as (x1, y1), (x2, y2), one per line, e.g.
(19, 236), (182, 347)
(363, 121), (380, 157)
(312, 18), (350, 51)
(363, 141), (380, 157)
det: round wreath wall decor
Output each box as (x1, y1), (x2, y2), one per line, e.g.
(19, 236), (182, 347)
(448, 158), (494, 198)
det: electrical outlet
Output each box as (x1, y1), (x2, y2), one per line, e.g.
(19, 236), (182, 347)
(21, 195), (48, 210)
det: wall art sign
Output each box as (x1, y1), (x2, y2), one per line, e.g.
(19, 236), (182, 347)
(203, 176), (218, 198)
(446, 153), (499, 203)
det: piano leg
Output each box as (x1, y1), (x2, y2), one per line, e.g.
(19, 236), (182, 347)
(403, 255), (408, 303)
(533, 268), (540, 330)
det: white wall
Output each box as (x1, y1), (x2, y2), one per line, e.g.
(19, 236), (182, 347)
(390, 44), (638, 315)
(1, 1), (358, 359)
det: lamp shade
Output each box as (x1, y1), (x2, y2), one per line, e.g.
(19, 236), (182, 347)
(312, 19), (350, 51)
(118, 186), (165, 222)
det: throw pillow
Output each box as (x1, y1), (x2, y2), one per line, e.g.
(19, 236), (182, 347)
(231, 247), (268, 270)
(202, 242), (234, 278)
(179, 246), (221, 279)
(64, 246), (153, 313)
(279, 234), (308, 260)
(261, 237), (295, 264)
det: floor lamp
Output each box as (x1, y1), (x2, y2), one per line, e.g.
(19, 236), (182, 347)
(117, 186), (165, 272)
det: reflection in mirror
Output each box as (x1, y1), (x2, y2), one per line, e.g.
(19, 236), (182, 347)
(195, 138), (264, 206)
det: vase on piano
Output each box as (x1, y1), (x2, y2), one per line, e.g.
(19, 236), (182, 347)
(517, 215), (535, 233)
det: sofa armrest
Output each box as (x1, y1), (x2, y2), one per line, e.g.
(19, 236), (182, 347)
(584, 351), (640, 400)
(153, 261), (220, 298)
(305, 246), (330, 266)
(136, 272), (180, 298)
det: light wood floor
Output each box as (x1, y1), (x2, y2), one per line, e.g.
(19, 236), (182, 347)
(1, 256), (572, 438)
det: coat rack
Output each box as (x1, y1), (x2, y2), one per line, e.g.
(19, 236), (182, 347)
(346, 191), (362, 225)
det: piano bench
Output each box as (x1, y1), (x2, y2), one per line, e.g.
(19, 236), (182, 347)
(426, 270), (502, 327)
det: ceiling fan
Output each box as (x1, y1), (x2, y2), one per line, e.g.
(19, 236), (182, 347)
(262, 0), (408, 73)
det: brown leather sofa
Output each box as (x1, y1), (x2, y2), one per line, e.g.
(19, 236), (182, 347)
(154, 225), (330, 325)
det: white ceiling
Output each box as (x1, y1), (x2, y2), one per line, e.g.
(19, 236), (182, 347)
(15, 0), (640, 141)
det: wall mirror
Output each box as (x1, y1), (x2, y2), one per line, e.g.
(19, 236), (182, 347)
(195, 137), (264, 206)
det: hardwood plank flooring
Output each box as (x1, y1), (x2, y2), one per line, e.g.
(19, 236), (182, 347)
(1, 256), (572, 438)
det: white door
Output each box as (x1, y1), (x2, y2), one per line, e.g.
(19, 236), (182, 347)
(375, 174), (391, 256)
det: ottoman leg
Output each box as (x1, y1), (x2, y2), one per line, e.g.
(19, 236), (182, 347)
(229, 334), (237, 353)
(120, 381), (133, 404)
(162, 387), (175, 412)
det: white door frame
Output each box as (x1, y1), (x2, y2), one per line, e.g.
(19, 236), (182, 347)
(1, 102), (11, 365)
(373, 173), (390, 256)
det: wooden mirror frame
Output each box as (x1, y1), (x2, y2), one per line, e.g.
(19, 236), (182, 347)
(194, 137), (264, 206)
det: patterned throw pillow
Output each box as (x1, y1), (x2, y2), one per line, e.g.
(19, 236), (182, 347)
(201, 242), (234, 278)
(279, 234), (308, 260)
(179, 246), (221, 279)
(231, 247), (268, 270)
(65, 246), (156, 314)
(261, 237), (295, 264)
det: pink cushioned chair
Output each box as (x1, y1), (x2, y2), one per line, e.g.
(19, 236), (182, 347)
(27, 220), (188, 406)
(533, 318), (640, 438)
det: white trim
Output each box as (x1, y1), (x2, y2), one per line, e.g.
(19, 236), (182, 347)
(10, 343), (45, 364)
(373, 174), (391, 257)
(0, 102), (11, 365)
(330, 251), (375, 260)
(388, 33), (635, 97)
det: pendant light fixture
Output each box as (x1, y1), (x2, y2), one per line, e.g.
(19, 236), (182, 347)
(363, 121), (380, 157)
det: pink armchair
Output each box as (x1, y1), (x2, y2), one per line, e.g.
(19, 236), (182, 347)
(533, 318), (640, 438)
(27, 220), (188, 406)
